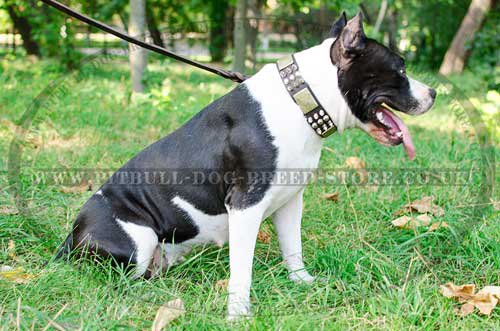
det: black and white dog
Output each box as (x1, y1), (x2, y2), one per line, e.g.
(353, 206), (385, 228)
(56, 13), (435, 318)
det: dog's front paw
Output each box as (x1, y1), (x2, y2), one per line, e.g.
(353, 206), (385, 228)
(227, 294), (251, 321)
(227, 300), (251, 321)
(288, 270), (316, 284)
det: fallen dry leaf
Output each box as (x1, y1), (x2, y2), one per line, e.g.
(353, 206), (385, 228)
(460, 302), (475, 316)
(8, 240), (17, 260)
(345, 156), (366, 169)
(391, 214), (432, 229)
(151, 298), (185, 331)
(391, 215), (412, 228)
(1, 119), (43, 147)
(473, 286), (500, 315)
(0, 118), (15, 129)
(398, 196), (444, 216)
(441, 283), (500, 316)
(257, 230), (271, 244)
(415, 214), (432, 227)
(428, 221), (449, 232)
(410, 196), (434, 211)
(1, 119), (86, 150)
(441, 283), (476, 302)
(322, 192), (339, 202)
(58, 180), (93, 194)
(345, 157), (368, 185)
(0, 266), (34, 284)
(215, 279), (229, 291)
(0, 206), (18, 215)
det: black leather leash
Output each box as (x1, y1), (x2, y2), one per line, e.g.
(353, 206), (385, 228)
(40, 0), (248, 83)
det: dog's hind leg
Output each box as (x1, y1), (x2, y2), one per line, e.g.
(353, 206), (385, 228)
(70, 196), (158, 278)
(115, 219), (159, 278)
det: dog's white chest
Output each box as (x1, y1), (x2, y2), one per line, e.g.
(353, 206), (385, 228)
(245, 65), (324, 217)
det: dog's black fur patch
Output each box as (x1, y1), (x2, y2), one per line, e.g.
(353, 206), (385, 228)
(63, 84), (277, 265)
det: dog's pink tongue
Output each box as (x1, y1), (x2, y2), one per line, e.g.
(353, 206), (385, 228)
(380, 109), (416, 160)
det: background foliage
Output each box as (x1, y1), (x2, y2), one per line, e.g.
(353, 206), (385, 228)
(0, 0), (497, 75)
(0, 1), (498, 329)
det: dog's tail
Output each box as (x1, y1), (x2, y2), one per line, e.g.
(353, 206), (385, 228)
(53, 232), (74, 261)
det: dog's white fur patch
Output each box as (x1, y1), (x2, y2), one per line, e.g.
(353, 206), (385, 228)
(116, 218), (158, 277)
(408, 77), (434, 114)
(171, 196), (229, 247)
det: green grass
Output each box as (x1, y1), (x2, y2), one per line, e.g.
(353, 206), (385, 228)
(0, 54), (498, 330)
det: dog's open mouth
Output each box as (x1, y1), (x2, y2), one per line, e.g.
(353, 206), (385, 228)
(371, 103), (416, 160)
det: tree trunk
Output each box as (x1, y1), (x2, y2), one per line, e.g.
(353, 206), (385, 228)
(225, 6), (235, 50)
(358, 3), (372, 24)
(11, 29), (17, 53)
(208, 0), (229, 62)
(373, 0), (388, 35)
(6, 5), (40, 56)
(294, 21), (304, 51)
(246, 0), (264, 71)
(439, 0), (492, 75)
(129, 0), (147, 93)
(318, 2), (328, 29)
(233, 0), (247, 73)
(387, 8), (398, 52)
(146, 6), (164, 47)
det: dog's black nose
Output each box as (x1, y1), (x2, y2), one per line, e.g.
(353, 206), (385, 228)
(429, 88), (437, 99)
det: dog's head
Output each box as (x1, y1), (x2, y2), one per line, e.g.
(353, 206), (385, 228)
(330, 13), (436, 159)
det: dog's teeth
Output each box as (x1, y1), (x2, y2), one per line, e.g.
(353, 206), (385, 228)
(376, 112), (388, 125)
(396, 131), (403, 138)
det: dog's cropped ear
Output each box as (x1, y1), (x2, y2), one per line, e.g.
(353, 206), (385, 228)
(340, 12), (366, 56)
(330, 11), (347, 39)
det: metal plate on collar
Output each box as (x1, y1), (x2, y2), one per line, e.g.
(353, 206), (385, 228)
(293, 89), (318, 114)
(322, 126), (336, 137)
(277, 56), (294, 70)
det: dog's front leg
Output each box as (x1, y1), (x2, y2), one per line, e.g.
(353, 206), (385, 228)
(273, 190), (315, 283)
(226, 205), (264, 320)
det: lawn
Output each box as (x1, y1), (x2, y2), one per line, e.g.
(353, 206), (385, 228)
(0, 53), (498, 330)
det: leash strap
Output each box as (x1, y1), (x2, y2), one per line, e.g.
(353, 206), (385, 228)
(276, 55), (337, 138)
(40, 0), (248, 83)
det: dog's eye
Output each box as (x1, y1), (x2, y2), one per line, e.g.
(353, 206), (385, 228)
(399, 68), (406, 75)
